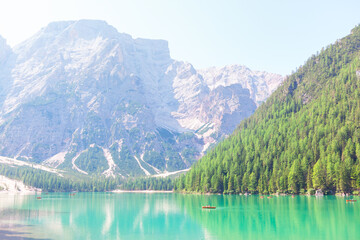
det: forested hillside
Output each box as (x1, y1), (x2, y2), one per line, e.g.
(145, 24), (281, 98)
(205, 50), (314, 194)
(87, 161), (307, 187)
(177, 25), (360, 194)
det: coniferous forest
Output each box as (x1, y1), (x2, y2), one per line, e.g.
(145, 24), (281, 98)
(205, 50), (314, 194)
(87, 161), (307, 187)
(0, 164), (174, 192)
(119, 177), (174, 191)
(0, 165), (120, 192)
(176, 25), (360, 195)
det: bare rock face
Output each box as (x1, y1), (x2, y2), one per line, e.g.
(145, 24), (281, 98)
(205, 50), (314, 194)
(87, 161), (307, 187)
(199, 65), (283, 106)
(0, 20), (283, 177)
(0, 36), (12, 64)
(0, 35), (14, 110)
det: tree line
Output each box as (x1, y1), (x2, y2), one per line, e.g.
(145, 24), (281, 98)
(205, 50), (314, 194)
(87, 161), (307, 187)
(118, 177), (174, 191)
(0, 164), (175, 192)
(0, 165), (121, 192)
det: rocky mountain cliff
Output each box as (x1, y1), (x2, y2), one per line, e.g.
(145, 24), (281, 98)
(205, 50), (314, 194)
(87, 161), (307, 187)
(0, 20), (282, 177)
(199, 65), (282, 106)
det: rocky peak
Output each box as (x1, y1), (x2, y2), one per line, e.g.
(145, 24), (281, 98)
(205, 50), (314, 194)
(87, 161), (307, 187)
(0, 35), (12, 64)
(199, 65), (283, 105)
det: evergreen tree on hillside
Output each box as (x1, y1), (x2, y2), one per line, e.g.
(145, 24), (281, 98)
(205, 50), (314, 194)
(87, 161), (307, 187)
(177, 25), (360, 194)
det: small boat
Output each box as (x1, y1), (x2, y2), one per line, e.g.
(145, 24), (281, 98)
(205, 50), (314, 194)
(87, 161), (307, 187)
(267, 196), (272, 199)
(346, 199), (357, 203)
(202, 206), (216, 209)
(36, 197), (42, 199)
(260, 196), (264, 199)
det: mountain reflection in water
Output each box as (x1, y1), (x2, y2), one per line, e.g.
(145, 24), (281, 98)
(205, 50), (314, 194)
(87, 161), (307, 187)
(0, 193), (358, 240)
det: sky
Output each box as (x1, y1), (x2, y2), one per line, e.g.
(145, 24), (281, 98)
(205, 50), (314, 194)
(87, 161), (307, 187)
(0, 0), (360, 75)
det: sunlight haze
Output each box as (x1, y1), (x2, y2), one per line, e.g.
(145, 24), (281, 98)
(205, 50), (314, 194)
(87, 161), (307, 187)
(1, 0), (360, 74)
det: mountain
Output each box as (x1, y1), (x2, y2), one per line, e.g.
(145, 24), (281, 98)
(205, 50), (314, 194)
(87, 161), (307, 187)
(0, 35), (13, 105)
(198, 65), (281, 106)
(177, 25), (360, 194)
(0, 20), (282, 178)
(0, 36), (12, 64)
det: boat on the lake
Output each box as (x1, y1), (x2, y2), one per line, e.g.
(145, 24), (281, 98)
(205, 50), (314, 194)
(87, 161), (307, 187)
(36, 197), (41, 199)
(346, 199), (357, 203)
(202, 206), (216, 209)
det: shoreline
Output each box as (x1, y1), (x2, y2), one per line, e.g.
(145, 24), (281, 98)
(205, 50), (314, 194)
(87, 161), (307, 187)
(0, 175), (41, 194)
(112, 189), (359, 196)
(112, 190), (174, 193)
(174, 190), (360, 197)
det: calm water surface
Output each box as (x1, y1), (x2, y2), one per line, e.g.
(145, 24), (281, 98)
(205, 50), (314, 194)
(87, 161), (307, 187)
(0, 193), (359, 239)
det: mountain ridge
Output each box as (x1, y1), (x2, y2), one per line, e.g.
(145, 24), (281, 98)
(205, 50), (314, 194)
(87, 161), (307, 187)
(0, 20), (283, 177)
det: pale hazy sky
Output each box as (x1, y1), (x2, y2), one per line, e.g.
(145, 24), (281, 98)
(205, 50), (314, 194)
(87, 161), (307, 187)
(0, 0), (360, 75)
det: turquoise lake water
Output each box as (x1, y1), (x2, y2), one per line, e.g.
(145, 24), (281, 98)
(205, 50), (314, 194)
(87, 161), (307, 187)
(0, 193), (359, 239)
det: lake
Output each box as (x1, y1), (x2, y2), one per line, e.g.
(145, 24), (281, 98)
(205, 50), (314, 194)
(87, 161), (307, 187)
(0, 193), (359, 239)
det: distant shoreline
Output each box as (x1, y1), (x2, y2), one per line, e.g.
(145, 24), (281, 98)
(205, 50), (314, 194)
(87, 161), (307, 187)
(112, 190), (173, 193)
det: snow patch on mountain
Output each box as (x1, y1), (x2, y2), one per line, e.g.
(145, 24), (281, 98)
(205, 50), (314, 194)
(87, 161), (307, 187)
(134, 156), (151, 176)
(71, 151), (89, 175)
(0, 156), (63, 177)
(0, 175), (41, 193)
(102, 148), (117, 178)
(43, 152), (66, 168)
